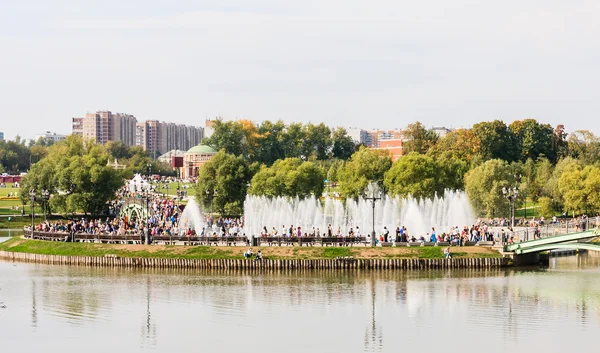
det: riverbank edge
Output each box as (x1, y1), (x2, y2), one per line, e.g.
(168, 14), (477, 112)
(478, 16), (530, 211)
(0, 250), (509, 270)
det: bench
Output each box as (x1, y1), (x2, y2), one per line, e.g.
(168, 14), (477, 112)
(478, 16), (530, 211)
(407, 242), (423, 247)
(476, 241), (494, 246)
(422, 242), (436, 246)
(436, 242), (450, 246)
(380, 242), (393, 247)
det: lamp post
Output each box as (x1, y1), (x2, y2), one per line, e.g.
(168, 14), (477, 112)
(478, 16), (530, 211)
(146, 163), (152, 189)
(502, 186), (519, 229)
(363, 187), (383, 247)
(206, 189), (218, 226)
(29, 189), (36, 235)
(41, 189), (50, 222)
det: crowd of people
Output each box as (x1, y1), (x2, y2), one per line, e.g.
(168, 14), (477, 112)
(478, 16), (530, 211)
(254, 222), (528, 246)
(27, 182), (247, 242)
(24, 178), (600, 247)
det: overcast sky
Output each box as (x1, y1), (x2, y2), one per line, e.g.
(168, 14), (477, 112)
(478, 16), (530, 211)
(1, 0), (600, 140)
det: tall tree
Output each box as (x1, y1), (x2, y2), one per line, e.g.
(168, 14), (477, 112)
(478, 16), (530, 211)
(428, 128), (481, 162)
(303, 123), (332, 160)
(331, 128), (356, 160)
(249, 158), (325, 198)
(402, 121), (439, 154)
(255, 120), (286, 165)
(338, 147), (392, 198)
(194, 151), (252, 216)
(20, 135), (124, 215)
(203, 120), (246, 157)
(509, 119), (557, 162)
(567, 130), (600, 165)
(472, 120), (516, 162)
(543, 157), (581, 213)
(464, 159), (516, 218)
(281, 123), (307, 160)
(384, 153), (441, 199)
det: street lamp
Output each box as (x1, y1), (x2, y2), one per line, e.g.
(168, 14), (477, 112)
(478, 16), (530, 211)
(363, 185), (383, 247)
(205, 189), (218, 224)
(502, 186), (519, 229)
(28, 189), (36, 236)
(146, 163), (152, 189)
(41, 189), (50, 222)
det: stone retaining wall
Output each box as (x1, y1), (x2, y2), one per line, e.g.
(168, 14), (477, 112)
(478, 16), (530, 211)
(0, 251), (508, 270)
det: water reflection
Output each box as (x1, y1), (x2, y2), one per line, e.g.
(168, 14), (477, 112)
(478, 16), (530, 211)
(0, 258), (600, 353)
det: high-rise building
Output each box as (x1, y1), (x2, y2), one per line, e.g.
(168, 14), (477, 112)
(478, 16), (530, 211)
(72, 118), (83, 137)
(347, 127), (369, 145)
(0, 132), (4, 142)
(72, 111), (137, 146)
(135, 120), (203, 157)
(113, 113), (137, 146)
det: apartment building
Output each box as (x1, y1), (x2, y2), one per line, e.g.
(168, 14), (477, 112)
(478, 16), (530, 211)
(135, 120), (203, 157)
(72, 111), (137, 146)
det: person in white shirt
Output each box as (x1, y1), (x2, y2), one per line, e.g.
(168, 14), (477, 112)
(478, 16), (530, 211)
(355, 226), (361, 237)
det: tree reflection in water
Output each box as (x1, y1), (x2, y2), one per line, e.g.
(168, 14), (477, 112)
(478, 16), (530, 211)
(141, 276), (156, 348)
(364, 276), (383, 352)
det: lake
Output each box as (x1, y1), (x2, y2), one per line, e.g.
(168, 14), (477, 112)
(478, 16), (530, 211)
(0, 229), (23, 237)
(1, 252), (599, 353)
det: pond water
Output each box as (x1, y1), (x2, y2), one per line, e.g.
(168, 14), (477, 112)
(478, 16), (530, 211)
(0, 229), (23, 238)
(1, 255), (600, 353)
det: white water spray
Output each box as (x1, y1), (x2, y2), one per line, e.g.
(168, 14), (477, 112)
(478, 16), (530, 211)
(243, 189), (475, 238)
(178, 197), (205, 235)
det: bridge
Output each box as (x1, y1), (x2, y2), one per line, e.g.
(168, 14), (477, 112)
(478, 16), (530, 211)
(505, 228), (600, 255)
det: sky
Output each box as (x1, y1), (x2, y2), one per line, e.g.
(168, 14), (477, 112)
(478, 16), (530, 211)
(1, 0), (600, 141)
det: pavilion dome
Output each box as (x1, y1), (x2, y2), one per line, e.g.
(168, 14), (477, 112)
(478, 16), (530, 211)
(186, 145), (216, 154)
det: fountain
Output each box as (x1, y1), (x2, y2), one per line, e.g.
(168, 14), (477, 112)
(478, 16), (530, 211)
(178, 197), (205, 235)
(243, 187), (475, 238)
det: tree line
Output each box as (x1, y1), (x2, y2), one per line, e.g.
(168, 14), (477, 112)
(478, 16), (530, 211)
(197, 118), (600, 218)
(17, 136), (174, 215)
(13, 118), (600, 218)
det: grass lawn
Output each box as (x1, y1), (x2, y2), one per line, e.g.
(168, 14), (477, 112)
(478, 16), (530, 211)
(152, 181), (194, 197)
(515, 204), (540, 218)
(0, 185), (20, 198)
(0, 238), (502, 260)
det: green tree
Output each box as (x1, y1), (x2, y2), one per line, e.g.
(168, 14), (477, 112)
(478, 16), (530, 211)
(543, 157), (581, 213)
(464, 159), (516, 217)
(249, 158), (325, 198)
(20, 135), (124, 215)
(303, 123), (332, 160)
(537, 196), (555, 218)
(384, 153), (441, 199)
(194, 151), (252, 216)
(472, 120), (516, 162)
(338, 147), (392, 198)
(255, 120), (286, 165)
(435, 151), (471, 191)
(331, 128), (356, 160)
(203, 120), (247, 157)
(0, 136), (32, 173)
(567, 130), (600, 165)
(281, 122), (307, 160)
(509, 119), (557, 162)
(558, 163), (588, 214)
(403, 121), (439, 154)
(428, 128), (481, 162)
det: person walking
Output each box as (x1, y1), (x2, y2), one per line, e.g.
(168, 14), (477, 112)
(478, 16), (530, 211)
(444, 246), (452, 259)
